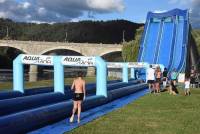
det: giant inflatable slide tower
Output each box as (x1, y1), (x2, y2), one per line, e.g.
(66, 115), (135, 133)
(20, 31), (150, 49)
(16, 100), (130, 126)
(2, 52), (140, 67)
(138, 9), (198, 73)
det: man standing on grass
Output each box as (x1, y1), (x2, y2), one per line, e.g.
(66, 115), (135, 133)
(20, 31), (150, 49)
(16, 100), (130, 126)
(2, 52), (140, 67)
(190, 66), (196, 88)
(146, 65), (155, 93)
(162, 68), (168, 90)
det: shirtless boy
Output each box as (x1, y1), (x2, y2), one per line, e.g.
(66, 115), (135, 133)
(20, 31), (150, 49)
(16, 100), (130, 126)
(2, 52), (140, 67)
(70, 72), (86, 123)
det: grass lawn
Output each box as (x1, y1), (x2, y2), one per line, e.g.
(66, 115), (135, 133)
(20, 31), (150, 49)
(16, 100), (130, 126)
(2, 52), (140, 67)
(67, 88), (200, 134)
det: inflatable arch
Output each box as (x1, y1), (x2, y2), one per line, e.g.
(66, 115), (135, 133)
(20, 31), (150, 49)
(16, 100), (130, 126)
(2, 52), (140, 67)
(106, 62), (157, 82)
(13, 54), (107, 97)
(128, 62), (150, 80)
(107, 62), (129, 83)
(13, 54), (54, 93)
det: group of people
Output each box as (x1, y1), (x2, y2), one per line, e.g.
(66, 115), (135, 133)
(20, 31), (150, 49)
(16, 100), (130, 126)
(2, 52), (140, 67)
(146, 65), (193, 96)
(147, 65), (159, 93)
(146, 65), (168, 94)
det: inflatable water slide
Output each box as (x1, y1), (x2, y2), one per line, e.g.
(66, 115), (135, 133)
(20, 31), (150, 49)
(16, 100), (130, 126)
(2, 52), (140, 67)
(138, 9), (195, 73)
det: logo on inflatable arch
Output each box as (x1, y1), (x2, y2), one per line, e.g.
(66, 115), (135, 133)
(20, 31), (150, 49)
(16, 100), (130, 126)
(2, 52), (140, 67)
(128, 62), (148, 68)
(21, 55), (53, 65)
(61, 56), (95, 66)
(107, 62), (124, 68)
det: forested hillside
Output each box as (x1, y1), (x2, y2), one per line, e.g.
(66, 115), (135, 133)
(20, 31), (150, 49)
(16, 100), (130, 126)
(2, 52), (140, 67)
(0, 18), (143, 44)
(191, 29), (200, 53)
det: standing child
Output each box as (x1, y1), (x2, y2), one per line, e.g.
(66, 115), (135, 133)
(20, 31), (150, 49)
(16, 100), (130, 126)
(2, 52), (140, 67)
(184, 78), (191, 96)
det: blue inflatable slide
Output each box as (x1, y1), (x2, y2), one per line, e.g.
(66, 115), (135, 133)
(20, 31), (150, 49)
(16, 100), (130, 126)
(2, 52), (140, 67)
(138, 9), (191, 73)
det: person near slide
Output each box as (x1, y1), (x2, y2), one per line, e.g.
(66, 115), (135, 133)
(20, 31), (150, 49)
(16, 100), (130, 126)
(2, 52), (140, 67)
(146, 65), (155, 93)
(155, 66), (162, 93)
(190, 66), (196, 88)
(170, 69), (178, 86)
(162, 68), (168, 90)
(184, 77), (191, 96)
(70, 72), (86, 123)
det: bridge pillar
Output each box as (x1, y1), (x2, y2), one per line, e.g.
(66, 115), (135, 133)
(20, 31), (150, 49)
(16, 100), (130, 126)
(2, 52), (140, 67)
(29, 65), (38, 82)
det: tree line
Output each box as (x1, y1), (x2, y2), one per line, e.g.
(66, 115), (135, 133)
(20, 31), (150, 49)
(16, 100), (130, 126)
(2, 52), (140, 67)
(0, 18), (143, 44)
(191, 29), (200, 53)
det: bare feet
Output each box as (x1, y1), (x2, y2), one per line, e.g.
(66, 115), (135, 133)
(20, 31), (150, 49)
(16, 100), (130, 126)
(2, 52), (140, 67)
(70, 115), (74, 123)
(77, 119), (80, 123)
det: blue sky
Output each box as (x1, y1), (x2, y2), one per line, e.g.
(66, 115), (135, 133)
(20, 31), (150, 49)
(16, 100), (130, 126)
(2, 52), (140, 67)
(83, 0), (190, 23)
(0, 0), (199, 27)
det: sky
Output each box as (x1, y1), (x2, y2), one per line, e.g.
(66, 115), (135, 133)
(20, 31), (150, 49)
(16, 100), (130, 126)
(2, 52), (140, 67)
(0, 0), (199, 28)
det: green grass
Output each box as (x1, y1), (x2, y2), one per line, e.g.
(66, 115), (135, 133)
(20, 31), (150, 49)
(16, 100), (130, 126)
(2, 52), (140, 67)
(66, 88), (200, 134)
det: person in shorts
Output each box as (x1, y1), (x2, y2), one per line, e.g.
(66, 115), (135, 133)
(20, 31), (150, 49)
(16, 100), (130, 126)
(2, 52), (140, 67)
(184, 77), (191, 96)
(155, 66), (162, 93)
(190, 66), (196, 88)
(70, 72), (86, 123)
(162, 68), (168, 90)
(146, 65), (155, 93)
(170, 69), (178, 86)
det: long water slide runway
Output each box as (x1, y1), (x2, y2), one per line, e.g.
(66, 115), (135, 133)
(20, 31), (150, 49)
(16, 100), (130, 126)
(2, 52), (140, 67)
(0, 80), (148, 133)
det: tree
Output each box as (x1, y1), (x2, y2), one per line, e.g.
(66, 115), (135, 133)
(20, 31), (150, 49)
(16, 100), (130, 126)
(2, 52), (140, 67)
(191, 29), (200, 53)
(122, 26), (144, 62)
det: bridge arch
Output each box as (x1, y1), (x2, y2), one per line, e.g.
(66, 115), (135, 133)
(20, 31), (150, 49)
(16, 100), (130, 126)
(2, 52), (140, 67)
(101, 50), (123, 62)
(0, 45), (28, 54)
(39, 47), (83, 56)
(0, 46), (27, 69)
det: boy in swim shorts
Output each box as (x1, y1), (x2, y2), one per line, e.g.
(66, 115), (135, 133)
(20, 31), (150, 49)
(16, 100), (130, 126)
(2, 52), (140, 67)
(70, 72), (86, 123)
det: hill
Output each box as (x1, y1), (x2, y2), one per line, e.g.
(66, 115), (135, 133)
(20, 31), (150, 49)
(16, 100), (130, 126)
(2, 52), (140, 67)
(0, 18), (143, 44)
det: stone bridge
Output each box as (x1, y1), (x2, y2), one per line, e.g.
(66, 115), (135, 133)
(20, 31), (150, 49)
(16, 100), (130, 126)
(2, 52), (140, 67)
(0, 40), (122, 57)
(0, 40), (122, 81)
